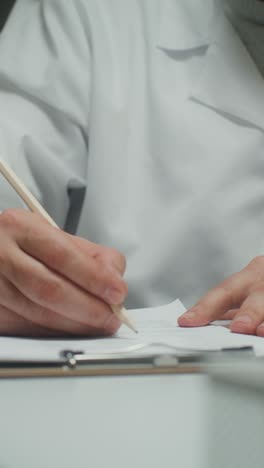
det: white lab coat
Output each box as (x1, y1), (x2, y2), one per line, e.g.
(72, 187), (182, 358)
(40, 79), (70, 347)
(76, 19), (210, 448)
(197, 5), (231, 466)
(0, 0), (264, 309)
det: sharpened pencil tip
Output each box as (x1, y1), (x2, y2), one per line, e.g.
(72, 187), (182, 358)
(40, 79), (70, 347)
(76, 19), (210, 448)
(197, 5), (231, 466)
(126, 320), (138, 334)
(111, 304), (138, 334)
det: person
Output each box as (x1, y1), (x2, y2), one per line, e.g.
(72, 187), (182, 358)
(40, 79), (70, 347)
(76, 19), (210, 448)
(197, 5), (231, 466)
(0, 0), (264, 337)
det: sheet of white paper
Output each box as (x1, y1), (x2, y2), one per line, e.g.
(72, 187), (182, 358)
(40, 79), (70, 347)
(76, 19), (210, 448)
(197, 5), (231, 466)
(1, 298), (264, 361)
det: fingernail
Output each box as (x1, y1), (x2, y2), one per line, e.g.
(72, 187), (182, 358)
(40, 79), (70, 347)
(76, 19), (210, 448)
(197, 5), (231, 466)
(182, 311), (196, 320)
(106, 265), (123, 278)
(104, 287), (124, 305)
(231, 314), (252, 333)
(103, 314), (121, 335)
(257, 324), (264, 337)
(233, 314), (252, 325)
(178, 311), (197, 324)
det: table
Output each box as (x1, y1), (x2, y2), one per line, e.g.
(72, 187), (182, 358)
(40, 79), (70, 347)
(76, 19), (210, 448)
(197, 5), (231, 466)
(0, 374), (209, 468)
(207, 361), (264, 468)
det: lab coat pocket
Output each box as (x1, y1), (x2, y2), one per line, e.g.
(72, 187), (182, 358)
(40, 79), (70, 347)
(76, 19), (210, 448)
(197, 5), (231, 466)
(189, 18), (264, 132)
(157, 1), (264, 132)
(156, 0), (216, 51)
(155, 0), (220, 100)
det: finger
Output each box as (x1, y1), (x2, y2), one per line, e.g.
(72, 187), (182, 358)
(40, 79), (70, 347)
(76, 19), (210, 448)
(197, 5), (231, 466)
(0, 210), (128, 305)
(68, 235), (127, 275)
(230, 286), (264, 335)
(0, 305), (62, 337)
(3, 248), (121, 332)
(178, 270), (254, 327)
(0, 276), (120, 336)
(218, 309), (237, 320)
(256, 322), (264, 337)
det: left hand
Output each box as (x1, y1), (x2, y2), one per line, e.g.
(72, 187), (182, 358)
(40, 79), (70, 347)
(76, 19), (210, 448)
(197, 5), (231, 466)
(178, 256), (264, 336)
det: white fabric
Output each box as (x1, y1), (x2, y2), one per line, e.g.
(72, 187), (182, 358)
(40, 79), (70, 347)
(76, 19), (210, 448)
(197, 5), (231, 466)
(0, 0), (264, 309)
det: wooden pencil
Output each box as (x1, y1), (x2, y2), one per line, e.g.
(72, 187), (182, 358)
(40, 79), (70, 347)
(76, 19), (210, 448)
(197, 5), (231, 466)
(0, 158), (137, 333)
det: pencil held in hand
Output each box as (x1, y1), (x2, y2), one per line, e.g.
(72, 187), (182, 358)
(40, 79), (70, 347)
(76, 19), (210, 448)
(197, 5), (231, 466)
(0, 158), (137, 333)
(0, 158), (57, 227)
(111, 305), (138, 333)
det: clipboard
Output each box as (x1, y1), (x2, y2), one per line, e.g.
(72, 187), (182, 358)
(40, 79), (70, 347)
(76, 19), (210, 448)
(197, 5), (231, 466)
(0, 346), (255, 379)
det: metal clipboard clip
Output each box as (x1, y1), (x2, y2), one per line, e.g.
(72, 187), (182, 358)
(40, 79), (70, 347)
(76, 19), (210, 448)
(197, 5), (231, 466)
(61, 349), (180, 370)
(0, 345), (255, 379)
(59, 345), (255, 375)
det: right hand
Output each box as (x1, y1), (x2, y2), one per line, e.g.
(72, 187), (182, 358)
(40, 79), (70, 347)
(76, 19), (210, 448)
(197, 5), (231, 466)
(0, 209), (128, 337)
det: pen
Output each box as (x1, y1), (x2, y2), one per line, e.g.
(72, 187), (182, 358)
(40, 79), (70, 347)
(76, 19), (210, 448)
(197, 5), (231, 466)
(0, 158), (138, 333)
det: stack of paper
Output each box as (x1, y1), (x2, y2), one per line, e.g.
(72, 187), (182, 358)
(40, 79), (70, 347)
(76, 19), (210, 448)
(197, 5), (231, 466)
(1, 299), (264, 362)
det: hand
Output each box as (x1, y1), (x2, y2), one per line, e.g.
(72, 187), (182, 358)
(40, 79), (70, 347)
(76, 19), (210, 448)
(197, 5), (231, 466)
(178, 256), (264, 336)
(0, 209), (128, 337)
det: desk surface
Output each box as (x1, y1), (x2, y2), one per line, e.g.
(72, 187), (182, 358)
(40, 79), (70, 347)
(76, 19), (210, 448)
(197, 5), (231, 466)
(0, 374), (209, 468)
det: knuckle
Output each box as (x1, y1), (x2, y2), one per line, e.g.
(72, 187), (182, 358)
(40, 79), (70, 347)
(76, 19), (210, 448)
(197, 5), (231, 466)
(213, 284), (234, 306)
(34, 276), (63, 305)
(250, 282), (264, 295)
(45, 242), (68, 269)
(104, 247), (127, 274)
(219, 284), (233, 298)
(0, 209), (22, 231)
(248, 256), (264, 274)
